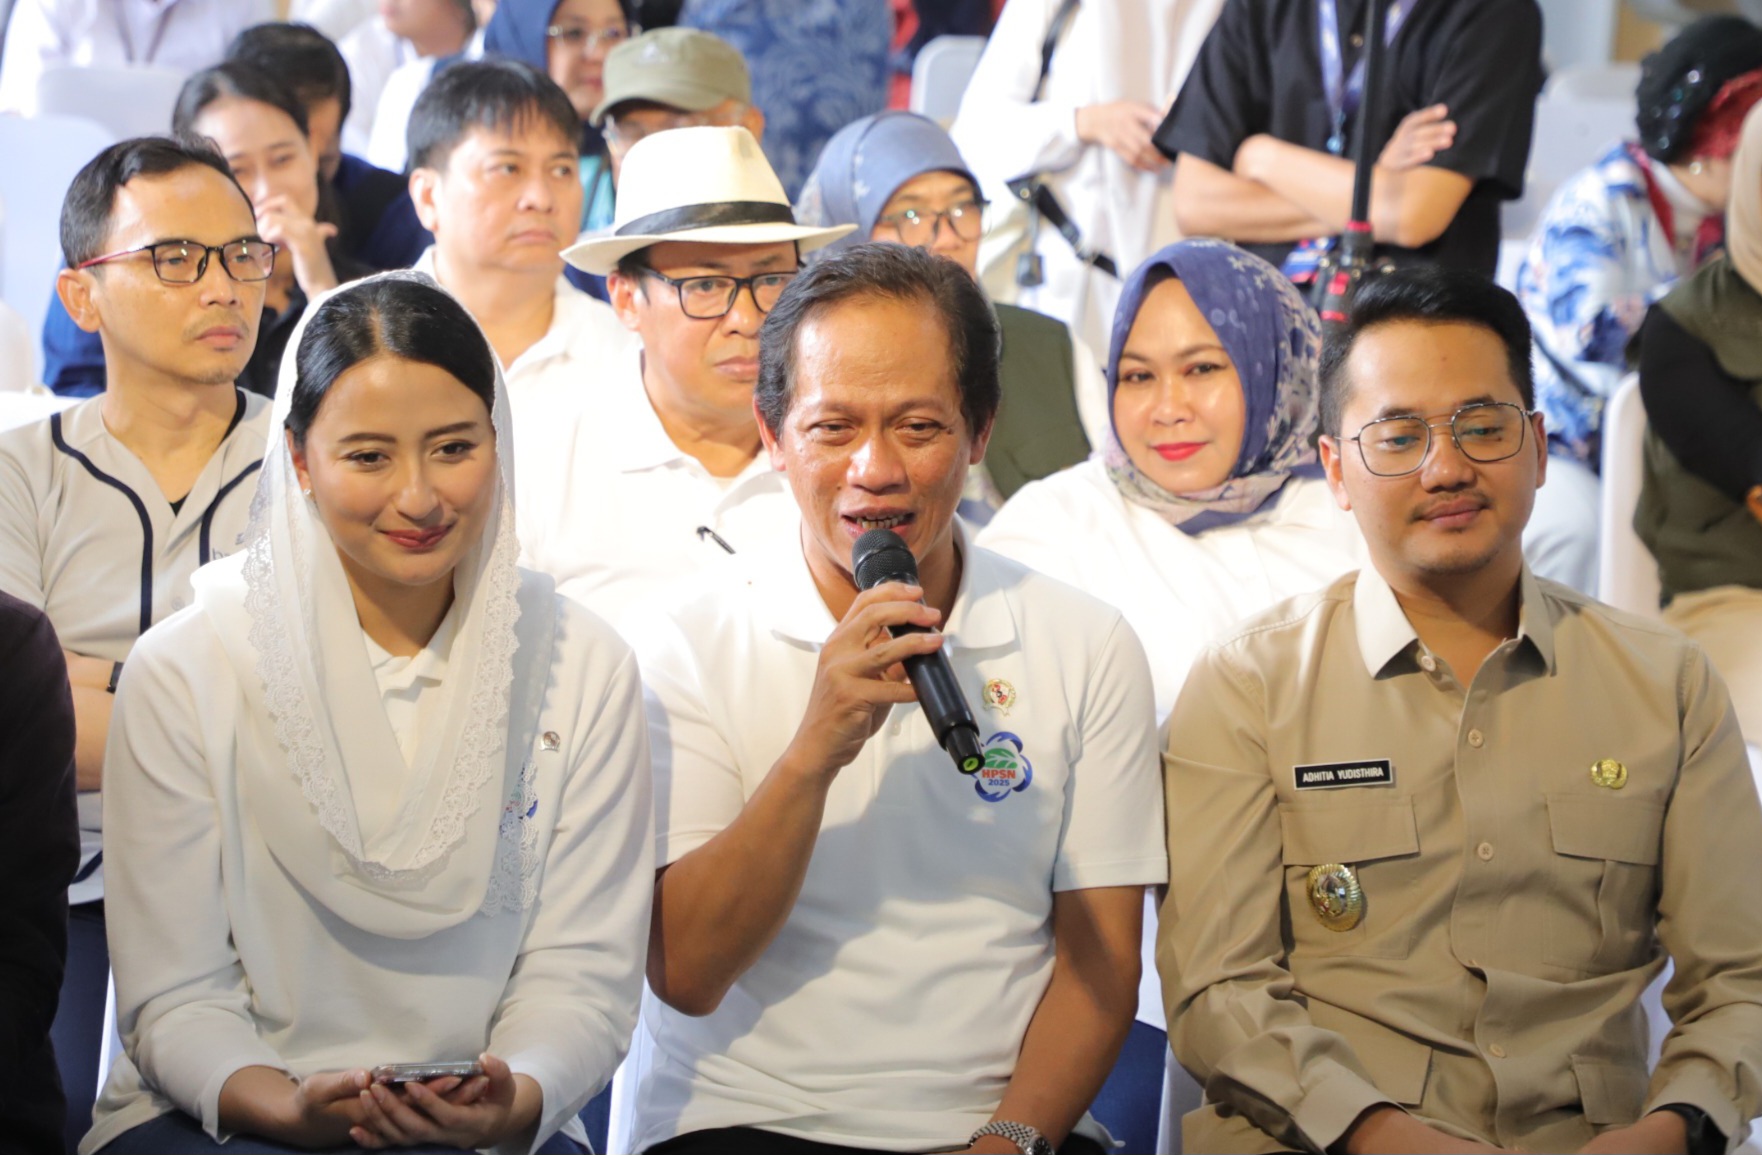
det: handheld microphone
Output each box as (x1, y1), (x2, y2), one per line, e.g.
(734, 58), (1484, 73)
(851, 528), (986, 775)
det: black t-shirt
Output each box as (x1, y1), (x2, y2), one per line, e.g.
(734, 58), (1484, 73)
(1155, 0), (1543, 276)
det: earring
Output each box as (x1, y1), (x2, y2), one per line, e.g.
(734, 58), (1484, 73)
(1690, 160), (1706, 175)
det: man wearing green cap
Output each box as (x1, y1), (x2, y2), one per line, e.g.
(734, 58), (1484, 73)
(592, 27), (766, 184)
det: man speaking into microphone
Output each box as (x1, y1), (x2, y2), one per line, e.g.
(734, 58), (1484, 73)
(626, 242), (1167, 1155)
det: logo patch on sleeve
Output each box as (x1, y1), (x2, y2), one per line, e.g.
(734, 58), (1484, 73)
(1293, 759), (1394, 790)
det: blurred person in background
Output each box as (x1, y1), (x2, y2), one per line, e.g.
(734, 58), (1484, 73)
(1514, 15), (1762, 596)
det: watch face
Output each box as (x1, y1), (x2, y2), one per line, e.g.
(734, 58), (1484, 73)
(1029, 1142), (1055, 1155)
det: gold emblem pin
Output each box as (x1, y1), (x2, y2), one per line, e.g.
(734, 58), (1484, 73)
(981, 678), (1018, 715)
(1307, 864), (1365, 931)
(541, 731), (560, 752)
(1590, 759), (1627, 789)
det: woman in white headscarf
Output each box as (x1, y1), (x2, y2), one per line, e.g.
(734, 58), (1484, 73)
(82, 272), (653, 1154)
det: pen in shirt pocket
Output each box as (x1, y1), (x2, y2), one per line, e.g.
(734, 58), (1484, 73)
(696, 526), (735, 554)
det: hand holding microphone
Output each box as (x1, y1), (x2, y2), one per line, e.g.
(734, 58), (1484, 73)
(851, 529), (985, 774)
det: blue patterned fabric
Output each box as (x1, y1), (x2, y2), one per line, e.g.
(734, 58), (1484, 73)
(1515, 141), (1687, 466)
(1102, 238), (1325, 535)
(680, 0), (889, 199)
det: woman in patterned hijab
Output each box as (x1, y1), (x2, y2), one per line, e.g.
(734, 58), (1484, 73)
(981, 238), (1363, 720)
(1101, 237), (1325, 531)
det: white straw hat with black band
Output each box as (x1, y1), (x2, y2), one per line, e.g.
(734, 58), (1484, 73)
(562, 126), (855, 275)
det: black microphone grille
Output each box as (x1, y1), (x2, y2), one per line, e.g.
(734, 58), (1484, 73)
(852, 528), (919, 591)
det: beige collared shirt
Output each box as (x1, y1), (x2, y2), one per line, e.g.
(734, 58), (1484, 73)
(1159, 565), (1762, 1154)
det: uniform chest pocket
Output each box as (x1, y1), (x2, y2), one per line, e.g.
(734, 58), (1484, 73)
(1543, 795), (1663, 975)
(1279, 798), (1420, 960)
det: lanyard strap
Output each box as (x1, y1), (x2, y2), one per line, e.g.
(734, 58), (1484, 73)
(1317, 0), (1411, 154)
(110, 0), (176, 66)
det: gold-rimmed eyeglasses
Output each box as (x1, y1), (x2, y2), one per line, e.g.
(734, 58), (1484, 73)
(1341, 402), (1536, 477)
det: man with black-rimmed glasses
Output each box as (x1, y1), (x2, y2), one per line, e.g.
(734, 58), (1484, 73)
(0, 135), (273, 1150)
(1160, 266), (1762, 1155)
(515, 124), (848, 631)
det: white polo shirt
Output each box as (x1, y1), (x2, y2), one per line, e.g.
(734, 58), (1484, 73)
(626, 526), (1169, 1152)
(980, 463), (1367, 723)
(0, 0), (276, 114)
(413, 247), (636, 436)
(515, 343), (799, 631)
(0, 389), (272, 902)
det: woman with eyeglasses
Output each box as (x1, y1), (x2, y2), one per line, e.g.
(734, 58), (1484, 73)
(81, 273), (652, 1155)
(797, 110), (1108, 520)
(173, 62), (374, 397)
(975, 237), (1365, 1151)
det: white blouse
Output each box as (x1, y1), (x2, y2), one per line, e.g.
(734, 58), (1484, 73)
(979, 461), (1368, 724)
(83, 582), (654, 1155)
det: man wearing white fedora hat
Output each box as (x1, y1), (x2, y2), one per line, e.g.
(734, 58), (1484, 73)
(517, 125), (848, 629)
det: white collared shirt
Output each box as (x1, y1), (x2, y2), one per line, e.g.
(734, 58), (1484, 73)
(365, 27), (486, 172)
(980, 461), (1368, 723)
(515, 342), (800, 632)
(358, 603), (459, 841)
(625, 526), (1168, 1151)
(0, 0), (276, 114)
(338, 17), (414, 157)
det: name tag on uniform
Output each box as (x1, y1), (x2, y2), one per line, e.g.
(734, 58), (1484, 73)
(1294, 759), (1395, 790)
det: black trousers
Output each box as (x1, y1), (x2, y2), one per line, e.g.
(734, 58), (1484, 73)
(646, 1128), (1110, 1155)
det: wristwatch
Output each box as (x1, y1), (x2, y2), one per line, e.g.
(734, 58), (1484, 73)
(970, 1121), (1055, 1155)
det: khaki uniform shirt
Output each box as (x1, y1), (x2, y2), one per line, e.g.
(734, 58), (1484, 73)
(1159, 565), (1762, 1154)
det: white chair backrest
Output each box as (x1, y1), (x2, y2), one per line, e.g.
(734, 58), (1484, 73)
(0, 114), (115, 381)
(1502, 92), (1633, 246)
(0, 297), (36, 393)
(1527, 93), (1634, 191)
(35, 64), (185, 142)
(911, 35), (988, 124)
(1545, 62), (1641, 103)
(0, 390), (79, 431)
(1598, 374), (1664, 617)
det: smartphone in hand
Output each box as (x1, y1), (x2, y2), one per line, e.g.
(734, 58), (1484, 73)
(370, 1061), (484, 1085)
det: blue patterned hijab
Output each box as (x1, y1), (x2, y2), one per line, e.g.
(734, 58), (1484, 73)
(1104, 239), (1324, 534)
(795, 110), (979, 257)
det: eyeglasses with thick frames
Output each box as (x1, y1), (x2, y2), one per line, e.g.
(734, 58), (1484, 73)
(76, 239), (278, 284)
(638, 267), (798, 320)
(874, 200), (987, 248)
(545, 22), (631, 54)
(1341, 402), (1537, 477)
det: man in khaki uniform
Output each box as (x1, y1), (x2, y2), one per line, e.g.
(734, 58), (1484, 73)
(1159, 266), (1762, 1155)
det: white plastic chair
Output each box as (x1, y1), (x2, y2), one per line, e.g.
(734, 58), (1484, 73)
(1598, 374), (1664, 617)
(910, 36), (988, 124)
(35, 64), (185, 142)
(1504, 91), (1635, 244)
(1157, 1055), (1204, 1154)
(0, 297), (37, 393)
(0, 114), (114, 375)
(1544, 62), (1641, 103)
